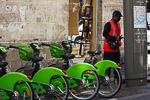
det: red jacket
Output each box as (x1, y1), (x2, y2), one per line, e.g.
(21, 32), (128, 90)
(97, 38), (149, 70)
(103, 20), (122, 52)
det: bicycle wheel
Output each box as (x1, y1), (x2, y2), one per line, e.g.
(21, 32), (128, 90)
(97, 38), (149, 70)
(44, 75), (69, 100)
(12, 81), (34, 100)
(98, 67), (122, 98)
(70, 70), (100, 100)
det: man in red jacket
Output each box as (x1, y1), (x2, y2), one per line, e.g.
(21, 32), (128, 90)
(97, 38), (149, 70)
(103, 10), (123, 84)
(103, 10), (123, 64)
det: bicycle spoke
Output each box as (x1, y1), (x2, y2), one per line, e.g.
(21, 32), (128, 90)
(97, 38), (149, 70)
(23, 91), (26, 100)
(108, 82), (118, 92)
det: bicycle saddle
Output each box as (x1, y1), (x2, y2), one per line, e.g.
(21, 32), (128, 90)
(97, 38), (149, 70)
(87, 50), (102, 56)
(61, 54), (75, 60)
(28, 57), (44, 63)
(0, 62), (8, 68)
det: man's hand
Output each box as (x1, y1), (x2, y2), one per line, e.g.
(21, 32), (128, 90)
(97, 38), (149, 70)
(116, 36), (121, 41)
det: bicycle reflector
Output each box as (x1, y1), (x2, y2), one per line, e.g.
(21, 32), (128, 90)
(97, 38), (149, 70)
(27, 76), (32, 80)
(116, 63), (120, 67)
(62, 70), (67, 75)
(94, 66), (98, 70)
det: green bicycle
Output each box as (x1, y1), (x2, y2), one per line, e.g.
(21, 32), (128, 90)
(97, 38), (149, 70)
(5, 45), (70, 100)
(15, 43), (100, 100)
(0, 46), (34, 100)
(43, 41), (122, 98)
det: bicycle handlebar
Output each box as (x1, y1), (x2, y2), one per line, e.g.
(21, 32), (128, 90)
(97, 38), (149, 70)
(29, 42), (50, 47)
(40, 43), (50, 47)
(62, 40), (89, 45)
(29, 41), (89, 49)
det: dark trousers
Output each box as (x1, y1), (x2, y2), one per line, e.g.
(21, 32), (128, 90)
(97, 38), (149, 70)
(103, 51), (120, 63)
(103, 51), (120, 79)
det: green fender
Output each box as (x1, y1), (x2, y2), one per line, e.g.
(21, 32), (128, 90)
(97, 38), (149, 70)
(94, 60), (120, 76)
(32, 67), (66, 85)
(66, 63), (97, 79)
(0, 72), (32, 91)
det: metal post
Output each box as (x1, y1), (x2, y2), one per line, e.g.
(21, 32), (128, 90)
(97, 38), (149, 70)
(124, 0), (147, 86)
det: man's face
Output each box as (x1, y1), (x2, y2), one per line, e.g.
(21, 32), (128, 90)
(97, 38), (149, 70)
(114, 16), (121, 23)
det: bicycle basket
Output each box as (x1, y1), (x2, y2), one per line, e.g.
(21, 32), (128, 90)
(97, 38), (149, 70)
(18, 46), (34, 61)
(49, 43), (64, 58)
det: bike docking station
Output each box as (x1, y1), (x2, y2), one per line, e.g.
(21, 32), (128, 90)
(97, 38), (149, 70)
(124, 0), (147, 86)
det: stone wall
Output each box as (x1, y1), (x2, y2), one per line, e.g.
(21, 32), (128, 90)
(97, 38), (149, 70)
(0, 0), (69, 71)
(0, 0), (69, 42)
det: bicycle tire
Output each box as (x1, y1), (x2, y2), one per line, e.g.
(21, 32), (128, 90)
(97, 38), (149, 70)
(47, 75), (69, 100)
(98, 67), (122, 98)
(12, 81), (34, 100)
(69, 70), (100, 100)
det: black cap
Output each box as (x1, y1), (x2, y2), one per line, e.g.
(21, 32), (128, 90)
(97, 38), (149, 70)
(112, 10), (123, 17)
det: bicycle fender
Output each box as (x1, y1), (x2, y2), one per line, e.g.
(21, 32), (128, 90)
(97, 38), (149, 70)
(0, 72), (32, 91)
(66, 63), (97, 79)
(94, 60), (120, 76)
(32, 67), (66, 85)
